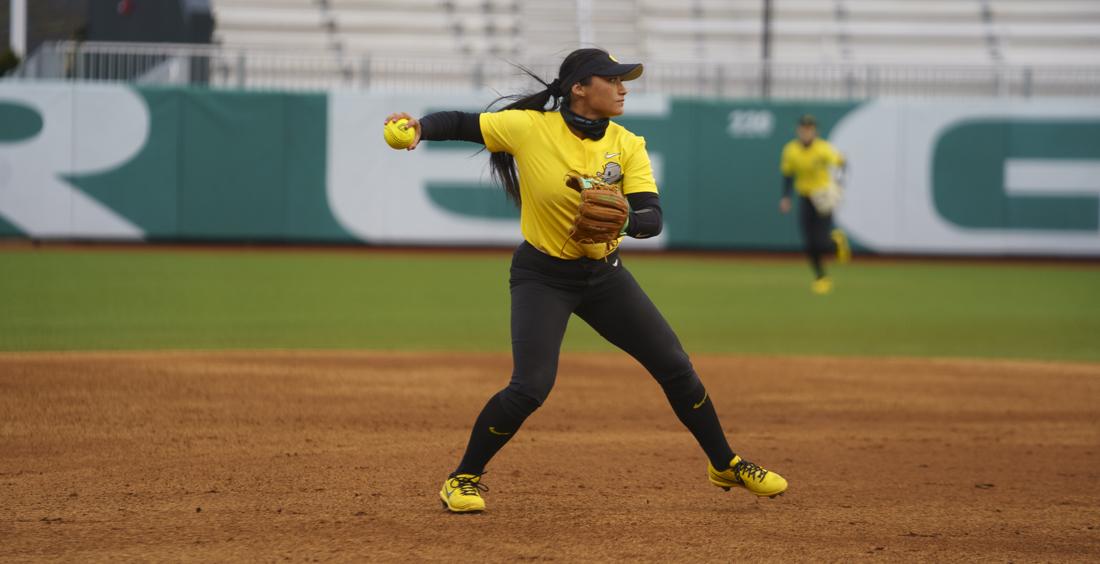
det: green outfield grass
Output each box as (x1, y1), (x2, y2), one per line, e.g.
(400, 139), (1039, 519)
(1, 248), (1098, 362)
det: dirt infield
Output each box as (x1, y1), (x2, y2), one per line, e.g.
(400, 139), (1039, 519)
(2, 352), (1098, 562)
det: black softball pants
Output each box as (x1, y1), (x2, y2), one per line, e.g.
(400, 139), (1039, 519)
(453, 242), (736, 475)
(799, 195), (835, 279)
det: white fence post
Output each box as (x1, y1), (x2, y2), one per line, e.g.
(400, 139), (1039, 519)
(9, 0), (26, 57)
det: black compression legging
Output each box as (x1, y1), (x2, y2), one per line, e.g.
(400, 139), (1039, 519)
(799, 195), (836, 279)
(453, 242), (736, 475)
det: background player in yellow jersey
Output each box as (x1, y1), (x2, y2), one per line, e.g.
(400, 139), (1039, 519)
(385, 48), (787, 513)
(779, 114), (852, 295)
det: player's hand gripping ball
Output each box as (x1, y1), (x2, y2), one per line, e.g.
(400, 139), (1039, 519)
(384, 118), (416, 150)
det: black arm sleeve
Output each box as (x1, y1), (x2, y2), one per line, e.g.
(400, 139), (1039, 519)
(418, 111), (484, 145)
(782, 175), (794, 198)
(624, 192), (663, 239)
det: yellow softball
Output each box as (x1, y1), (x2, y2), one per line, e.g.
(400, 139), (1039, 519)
(384, 118), (416, 150)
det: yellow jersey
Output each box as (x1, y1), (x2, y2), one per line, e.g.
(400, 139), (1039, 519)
(779, 138), (845, 196)
(479, 110), (658, 260)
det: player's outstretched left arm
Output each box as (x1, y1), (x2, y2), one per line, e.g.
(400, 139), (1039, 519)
(779, 143), (794, 214)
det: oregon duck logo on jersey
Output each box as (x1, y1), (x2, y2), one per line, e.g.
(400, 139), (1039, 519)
(598, 161), (623, 185)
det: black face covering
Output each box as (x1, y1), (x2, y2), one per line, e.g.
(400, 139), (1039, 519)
(560, 104), (609, 140)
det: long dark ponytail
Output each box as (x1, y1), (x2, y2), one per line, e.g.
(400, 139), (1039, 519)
(488, 49), (597, 206)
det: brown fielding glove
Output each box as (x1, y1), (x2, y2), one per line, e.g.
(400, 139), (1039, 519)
(564, 171), (629, 246)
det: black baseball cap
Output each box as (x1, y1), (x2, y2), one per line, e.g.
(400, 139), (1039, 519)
(560, 49), (644, 89)
(798, 114), (817, 126)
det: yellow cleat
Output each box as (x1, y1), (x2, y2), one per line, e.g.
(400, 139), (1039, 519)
(811, 277), (833, 295)
(832, 229), (851, 264)
(439, 474), (488, 513)
(708, 455), (788, 498)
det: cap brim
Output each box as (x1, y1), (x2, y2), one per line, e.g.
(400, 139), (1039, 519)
(599, 63), (644, 81)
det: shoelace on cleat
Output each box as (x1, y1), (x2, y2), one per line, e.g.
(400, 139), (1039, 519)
(733, 460), (769, 482)
(450, 475), (489, 497)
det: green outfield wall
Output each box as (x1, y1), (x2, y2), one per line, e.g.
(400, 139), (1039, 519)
(1, 83), (1098, 255)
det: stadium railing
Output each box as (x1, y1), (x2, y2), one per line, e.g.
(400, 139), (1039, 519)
(9, 41), (1100, 99)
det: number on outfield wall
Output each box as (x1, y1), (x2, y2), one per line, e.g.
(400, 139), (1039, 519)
(727, 110), (774, 138)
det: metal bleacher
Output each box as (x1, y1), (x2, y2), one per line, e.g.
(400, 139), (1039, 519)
(213, 0), (522, 56)
(990, 1), (1100, 65)
(209, 0), (1100, 66)
(213, 0), (332, 51)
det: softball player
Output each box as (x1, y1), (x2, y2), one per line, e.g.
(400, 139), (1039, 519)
(779, 114), (851, 295)
(386, 48), (787, 513)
